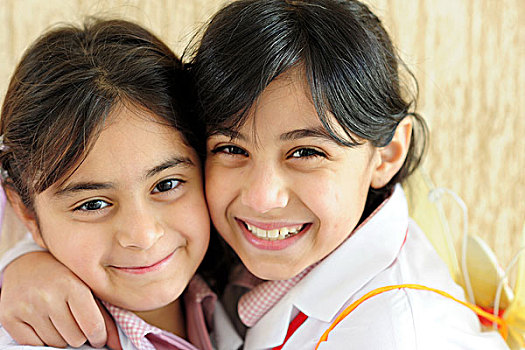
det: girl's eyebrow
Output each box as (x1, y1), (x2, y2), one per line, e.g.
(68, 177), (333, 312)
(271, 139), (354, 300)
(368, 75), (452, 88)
(144, 156), (194, 179)
(209, 128), (244, 141)
(210, 127), (335, 143)
(54, 156), (194, 198)
(54, 182), (114, 198)
(280, 126), (335, 142)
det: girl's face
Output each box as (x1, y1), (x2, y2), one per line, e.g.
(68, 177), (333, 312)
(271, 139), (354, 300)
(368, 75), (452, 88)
(205, 70), (383, 280)
(28, 106), (209, 311)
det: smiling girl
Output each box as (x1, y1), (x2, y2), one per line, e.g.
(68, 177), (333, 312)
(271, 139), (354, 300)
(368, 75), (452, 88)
(0, 19), (239, 350)
(189, 0), (508, 348)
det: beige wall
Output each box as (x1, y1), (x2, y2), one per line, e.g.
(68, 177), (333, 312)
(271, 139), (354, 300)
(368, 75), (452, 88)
(0, 0), (523, 267)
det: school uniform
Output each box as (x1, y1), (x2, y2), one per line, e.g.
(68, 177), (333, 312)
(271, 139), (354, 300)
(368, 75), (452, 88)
(0, 273), (242, 350)
(233, 185), (509, 349)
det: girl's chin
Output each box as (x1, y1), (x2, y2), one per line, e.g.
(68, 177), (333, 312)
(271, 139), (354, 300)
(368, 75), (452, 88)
(114, 298), (178, 312)
(241, 255), (306, 280)
(100, 287), (182, 311)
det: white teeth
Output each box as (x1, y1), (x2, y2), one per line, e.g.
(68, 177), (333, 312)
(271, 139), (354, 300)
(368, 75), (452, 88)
(268, 229), (279, 238)
(244, 223), (304, 240)
(255, 227), (267, 238)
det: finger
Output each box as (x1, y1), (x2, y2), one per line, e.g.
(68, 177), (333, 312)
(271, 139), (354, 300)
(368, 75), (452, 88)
(26, 317), (68, 348)
(2, 308), (67, 348)
(98, 301), (121, 350)
(68, 293), (107, 348)
(49, 307), (88, 348)
(2, 320), (45, 346)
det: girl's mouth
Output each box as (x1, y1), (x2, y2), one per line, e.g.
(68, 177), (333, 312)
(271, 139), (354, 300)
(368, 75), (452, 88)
(111, 250), (176, 275)
(236, 218), (312, 250)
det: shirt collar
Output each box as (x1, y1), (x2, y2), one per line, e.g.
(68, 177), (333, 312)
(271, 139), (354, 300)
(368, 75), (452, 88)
(244, 184), (409, 349)
(102, 274), (216, 350)
(102, 302), (160, 350)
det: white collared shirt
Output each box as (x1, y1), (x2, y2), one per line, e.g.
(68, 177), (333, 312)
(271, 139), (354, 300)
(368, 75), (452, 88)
(243, 185), (508, 349)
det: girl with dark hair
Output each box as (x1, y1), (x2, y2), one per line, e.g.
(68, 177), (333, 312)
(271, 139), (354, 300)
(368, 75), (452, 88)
(188, 0), (507, 348)
(0, 0), (510, 349)
(0, 18), (240, 350)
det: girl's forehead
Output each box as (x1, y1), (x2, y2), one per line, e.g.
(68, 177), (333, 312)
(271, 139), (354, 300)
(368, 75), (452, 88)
(232, 74), (353, 146)
(105, 103), (173, 132)
(207, 66), (362, 147)
(97, 107), (193, 159)
(246, 70), (317, 126)
(52, 106), (196, 190)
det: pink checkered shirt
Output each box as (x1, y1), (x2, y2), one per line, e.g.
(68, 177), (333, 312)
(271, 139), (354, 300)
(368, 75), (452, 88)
(237, 264), (316, 327)
(102, 275), (216, 350)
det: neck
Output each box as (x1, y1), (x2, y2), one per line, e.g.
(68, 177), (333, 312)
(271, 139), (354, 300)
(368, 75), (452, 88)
(134, 299), (186, 338)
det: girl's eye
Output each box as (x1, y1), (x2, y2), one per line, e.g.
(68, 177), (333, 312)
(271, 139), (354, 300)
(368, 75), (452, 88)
(212, 145), (248, 156)
(289, 148), (326, 159)
(76, 200), (110, 212)
(152, 179), (182, 193)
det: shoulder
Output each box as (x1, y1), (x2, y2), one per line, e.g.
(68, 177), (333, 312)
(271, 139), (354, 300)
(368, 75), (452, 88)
(316, 287), (508, 350)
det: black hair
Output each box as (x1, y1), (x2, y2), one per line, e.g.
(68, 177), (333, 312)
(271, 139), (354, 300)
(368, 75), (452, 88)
(188, 0), (428, 210)
(0, 18), (204, 210)
(0, 17), (235, 293)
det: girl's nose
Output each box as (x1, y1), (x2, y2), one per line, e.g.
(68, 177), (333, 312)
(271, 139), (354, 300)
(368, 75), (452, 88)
(241, 164), (289, 213)
(116, 206), (164, 250)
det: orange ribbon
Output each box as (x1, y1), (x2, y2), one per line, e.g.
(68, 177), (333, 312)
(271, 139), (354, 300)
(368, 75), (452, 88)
(315, 284), (507, 349)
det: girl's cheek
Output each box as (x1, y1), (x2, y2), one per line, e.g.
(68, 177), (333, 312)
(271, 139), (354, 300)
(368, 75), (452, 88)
(204, 174), (228, 215)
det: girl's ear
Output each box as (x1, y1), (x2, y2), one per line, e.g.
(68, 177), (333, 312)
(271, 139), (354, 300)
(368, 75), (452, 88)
(4, 187), (47, 249)
(371, 117), (412, 189)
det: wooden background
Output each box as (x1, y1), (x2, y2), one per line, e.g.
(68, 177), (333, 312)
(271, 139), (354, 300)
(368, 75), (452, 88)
(0, 0), (523, 270)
